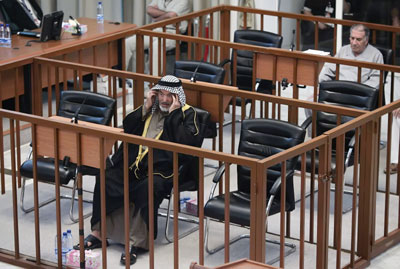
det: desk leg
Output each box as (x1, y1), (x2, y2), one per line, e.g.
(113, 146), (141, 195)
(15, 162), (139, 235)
(23, 65), (32, 114)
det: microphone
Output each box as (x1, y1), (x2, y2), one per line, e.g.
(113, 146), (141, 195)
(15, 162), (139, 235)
(281, 78), (289, 90)
(71, 96), (88, 124)
(290, 29), (295, 51)
(190, 60), (203, 83)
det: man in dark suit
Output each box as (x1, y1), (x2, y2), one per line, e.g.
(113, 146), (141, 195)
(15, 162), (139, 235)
(0, 0), (42, 33)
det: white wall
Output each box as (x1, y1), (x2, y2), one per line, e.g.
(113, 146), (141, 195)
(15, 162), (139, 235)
(255, 0), (305, 49)
(53, 0), (122, 22)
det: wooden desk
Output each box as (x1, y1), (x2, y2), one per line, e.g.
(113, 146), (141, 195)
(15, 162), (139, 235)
(255, 52), (324, 86)
(36, 116), (123, 168)
(0, 18), (136, 111)
(255, 51), (325, 123)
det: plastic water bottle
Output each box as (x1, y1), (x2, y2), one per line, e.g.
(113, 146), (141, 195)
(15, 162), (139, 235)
(180, 197), (190, 211)
(0, 24), (4, 39)
(66, 229), (73, 251)
(54, 234), (59, 258)
(61, 232), (68, 264)
(96, 2), (104, 23)
(4, 24), (11, 48)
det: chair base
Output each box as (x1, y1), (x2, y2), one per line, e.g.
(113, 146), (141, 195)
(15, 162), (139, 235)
(205, 217), (296, 265)
(158, 211), (199, 243)
(20, 177), (92, 223)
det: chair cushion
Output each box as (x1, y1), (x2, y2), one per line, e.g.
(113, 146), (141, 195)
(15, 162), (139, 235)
(20, 158), (76, 185)
(204, 191), (293, 227)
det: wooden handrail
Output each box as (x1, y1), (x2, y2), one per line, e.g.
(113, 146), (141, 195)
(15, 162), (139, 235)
(136, 29), (400, 73)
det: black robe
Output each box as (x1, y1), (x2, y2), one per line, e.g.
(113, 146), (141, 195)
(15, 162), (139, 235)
(90, 104), (203, 236)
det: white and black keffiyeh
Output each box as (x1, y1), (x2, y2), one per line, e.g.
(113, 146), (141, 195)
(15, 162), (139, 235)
(151, 75), (186, 114)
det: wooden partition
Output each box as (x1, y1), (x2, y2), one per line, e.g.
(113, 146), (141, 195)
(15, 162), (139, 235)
(1, 58), (400, 269)
(1, 6), (400, 269)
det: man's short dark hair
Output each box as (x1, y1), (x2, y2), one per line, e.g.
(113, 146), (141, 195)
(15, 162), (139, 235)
(350, 24), (370, 41)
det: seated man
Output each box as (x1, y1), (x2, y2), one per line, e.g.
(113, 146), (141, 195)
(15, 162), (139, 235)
(74, 75), (203, 265)
(304, 24), (384, 134)
(125, 0), (191, 75)
(0, 0), (42, 33)
(318, 24), (384, 89)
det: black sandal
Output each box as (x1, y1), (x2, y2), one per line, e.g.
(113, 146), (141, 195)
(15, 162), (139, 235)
(120, 245), (138, 265)
(73, 234), (109, 250)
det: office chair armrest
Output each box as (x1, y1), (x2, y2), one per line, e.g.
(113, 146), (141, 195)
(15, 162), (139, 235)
(270, 176), (282, 196)
(344, 135), (356, 171)
(269, 171), (295, 196)
(212, 164), (226, 184)
(218, 59), (231, 68)
(207, 164), (226, 201)
(348, 135), (356, 148)
(300, 116), (312, 130)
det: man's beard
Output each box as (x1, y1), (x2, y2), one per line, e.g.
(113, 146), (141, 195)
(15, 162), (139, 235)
(159, 103), (170, 112)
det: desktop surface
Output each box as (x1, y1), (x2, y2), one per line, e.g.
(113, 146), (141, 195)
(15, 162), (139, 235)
(0, 18), (136, 66)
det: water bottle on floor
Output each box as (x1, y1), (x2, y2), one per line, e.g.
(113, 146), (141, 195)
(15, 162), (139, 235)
(97, 2), (104, 23)
(54, 234), (59, 259)
(61, 232), (68, 264)
(67, 229), (73, 251)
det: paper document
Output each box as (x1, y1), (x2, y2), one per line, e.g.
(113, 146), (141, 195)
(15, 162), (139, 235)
(303, 49), (331, 56)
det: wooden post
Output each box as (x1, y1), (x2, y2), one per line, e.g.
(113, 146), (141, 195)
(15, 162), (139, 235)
(135, 33), (145, 108)
(253, 163), (265, 262)
(357, 120), (379, 261)
(316, 140), (330, 269)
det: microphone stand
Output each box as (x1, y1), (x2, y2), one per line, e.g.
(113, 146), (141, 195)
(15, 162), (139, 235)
(71, 96), (88, 124)
(290, 29), (295, 51)
(190, 59), (204, 83)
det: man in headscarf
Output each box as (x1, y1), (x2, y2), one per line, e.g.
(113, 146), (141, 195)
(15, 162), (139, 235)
(74, 75), (203, 265)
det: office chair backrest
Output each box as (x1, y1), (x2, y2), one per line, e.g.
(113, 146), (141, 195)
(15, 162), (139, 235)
(233, 29), (283, 91)
(375, 45), (393, 81)
(174, 60), (225, 84)
(317, 80), (379, 151)
(58, 90), (116, 125)
(237, 119), (306, 210)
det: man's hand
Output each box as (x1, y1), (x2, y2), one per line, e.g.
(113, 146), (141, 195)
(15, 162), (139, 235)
(145, 90), (157, 111)
(169, 94), (181, 113)
(147, 5), (178, 22)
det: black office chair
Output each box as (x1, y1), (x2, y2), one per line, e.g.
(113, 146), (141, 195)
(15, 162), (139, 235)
(221, 29), (283, 118)
(174, 60), (226, 85)
(204, 119), (306, 264)
(162, 107), (211, 243)
(298, 80), (379, 173)
(20, 90), (116, 222)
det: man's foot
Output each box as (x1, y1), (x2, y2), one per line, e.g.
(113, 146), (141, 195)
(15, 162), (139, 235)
(384, 163), (398, 174)
(120, 246), (148, 265)
(73, 234), (109, 250)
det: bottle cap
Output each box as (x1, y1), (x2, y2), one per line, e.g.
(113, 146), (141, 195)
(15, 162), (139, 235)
(67, 229), (71, 233)
(63, 232), (67, 236)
